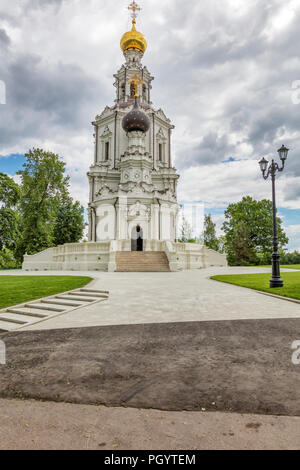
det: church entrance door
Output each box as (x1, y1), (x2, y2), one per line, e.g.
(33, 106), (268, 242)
(131, 225), (143, 251)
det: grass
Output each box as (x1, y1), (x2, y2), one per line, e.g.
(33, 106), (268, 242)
(0, 276), (92, 309)
(211, 271), (300, 301)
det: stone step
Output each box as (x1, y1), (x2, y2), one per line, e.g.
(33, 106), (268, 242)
(6, 308), (48, 319)
(117, 266), (170, 272)
(55, 295), (95, 303)
(0, 315), (27, 325)
(40, 299), (81, 308)
(0, 320), (18, 331)
(117, 264), (169, 267)
(0, 287), (109, 332)
(116, 262), (170, 266)
(24, 303), (66, 312)
(116, 251), (170, 272)
(118, 259), (168, 265)
(70, 292), (108, 299)
(117, 253), (167, 256)
(80, 289), (109, 294)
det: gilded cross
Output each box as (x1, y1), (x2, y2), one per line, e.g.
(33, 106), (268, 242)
(128, 1), (141, 20)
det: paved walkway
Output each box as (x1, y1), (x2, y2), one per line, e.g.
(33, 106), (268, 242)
(0, 398), (299, 450)
(0, 267), (298, 331)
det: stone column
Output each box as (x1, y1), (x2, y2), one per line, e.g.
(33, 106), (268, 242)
(118, 196), (128, 240)
(88, 208), (92, 242)
(151, 204), (160, 240)
(168, 128), (171, 168)
(94, 125), (98, 164)
(92, 208), (97, 242)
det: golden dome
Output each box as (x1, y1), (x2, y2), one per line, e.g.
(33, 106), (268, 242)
(120, 20), (147, 55)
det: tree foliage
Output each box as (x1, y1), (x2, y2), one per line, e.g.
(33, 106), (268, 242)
(203, 214), (219, 251)
(222, 196), (288, 266)
(178, 217), (195, 243)
(16, 148), (83, 260)
(280, 250), (300, 265)
(53, 197), (85, 246)
(0, 172), (20, 253)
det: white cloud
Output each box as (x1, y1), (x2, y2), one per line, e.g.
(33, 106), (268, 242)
(178, 159), (300, 210)
(0, 0), (300, 249)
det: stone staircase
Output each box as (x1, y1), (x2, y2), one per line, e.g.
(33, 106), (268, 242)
(0, 288), (109, 332)
(116, 251), (171, 272)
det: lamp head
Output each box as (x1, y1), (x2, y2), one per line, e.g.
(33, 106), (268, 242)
(259, 157), (269, 173)
(278, 144), (289, 161)
(258, 157), (269, 173)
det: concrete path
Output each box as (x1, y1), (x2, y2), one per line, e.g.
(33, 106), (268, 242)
(1, 267), (298, 331)
(0, 398), (299, 450)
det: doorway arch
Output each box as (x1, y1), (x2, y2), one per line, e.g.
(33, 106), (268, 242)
(131, 225), (143, 251)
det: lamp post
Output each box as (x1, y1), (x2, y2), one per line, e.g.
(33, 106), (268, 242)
(258, 145), (289, 288)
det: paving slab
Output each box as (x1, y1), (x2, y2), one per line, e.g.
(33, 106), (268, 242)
(3, 267), (298, 331)
(0, 398), (299, 450)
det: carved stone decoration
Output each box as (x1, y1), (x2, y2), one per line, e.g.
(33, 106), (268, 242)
(95, 184), (115, 197)
(128, 201), (149, 218)
(156, 109), (171, 123)
(96, 106), (113, 120)
(156, 127), (167, 141)
(100, 125), (113, 139)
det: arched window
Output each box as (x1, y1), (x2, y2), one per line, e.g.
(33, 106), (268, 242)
(159, 143), (163, 161)
(121, 83), (125, 98)
(105, 142), (110, 161)
(143, 85), (147, 101)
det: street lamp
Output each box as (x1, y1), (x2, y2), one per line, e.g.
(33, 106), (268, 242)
(258, 145), (289, 288)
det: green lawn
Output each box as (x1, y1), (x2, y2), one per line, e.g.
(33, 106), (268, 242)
(0, 276), (92, 309)
(211, 271), (300, 301)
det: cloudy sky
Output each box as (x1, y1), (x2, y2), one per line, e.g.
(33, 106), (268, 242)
(0, 0), (299, 249)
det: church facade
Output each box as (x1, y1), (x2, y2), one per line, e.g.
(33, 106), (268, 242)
(23, 2), (227, 272)
(88, 19), (180, 247)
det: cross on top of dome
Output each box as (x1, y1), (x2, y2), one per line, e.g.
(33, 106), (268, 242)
(128, 1), (141, 20)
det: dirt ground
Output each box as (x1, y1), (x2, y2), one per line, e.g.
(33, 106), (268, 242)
(1, 319), (300, 416)
(0, 398), (299, 450)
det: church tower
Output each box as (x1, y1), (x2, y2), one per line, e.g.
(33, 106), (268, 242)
(22, 2), (228, 272)
(87, 1), (180, 248)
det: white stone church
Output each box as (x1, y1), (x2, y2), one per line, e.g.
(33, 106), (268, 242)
(23, 2), (226, 272)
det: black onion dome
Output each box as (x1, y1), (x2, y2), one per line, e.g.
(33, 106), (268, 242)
(122, 98), (150, 133)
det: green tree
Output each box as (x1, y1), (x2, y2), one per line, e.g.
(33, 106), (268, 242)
(16, 148), (70, 259)
(227, 220), (258, 266)
(280, 250), (300, 265)
(179, 217), (193, 243)
(222, 196), (288, 266)
(203, 214), (219, 251)
(53, 197), (85, 246)
(218, 235), (226, 254)
(0, 248), (18, 269)
(0, 173), (20, 264)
